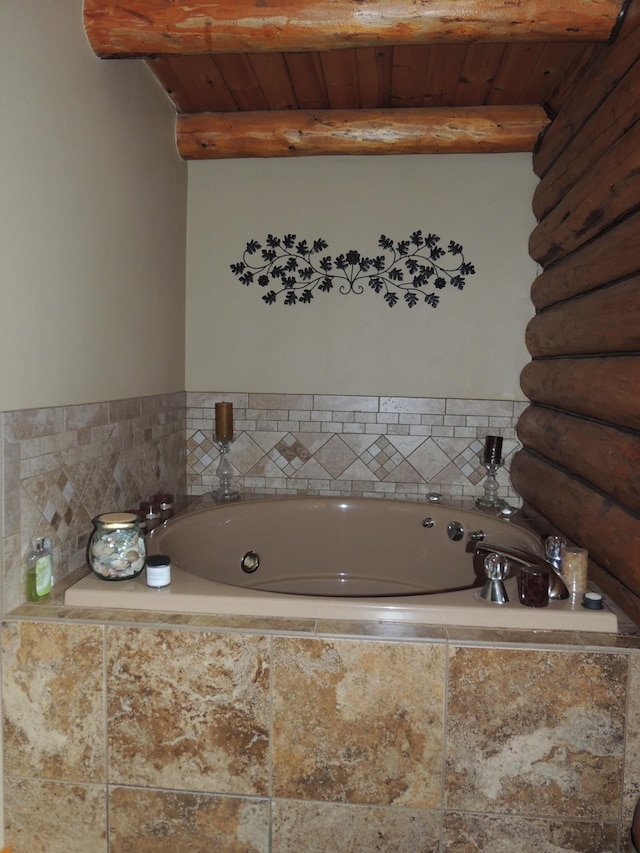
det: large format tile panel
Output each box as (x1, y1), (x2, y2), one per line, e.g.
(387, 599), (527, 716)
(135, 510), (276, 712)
(4, 778), (107, 853)
(445, 647), (627, 820)
(107, 627), (270, 795)
(271, 800), (441, 852)
(271, 637), (446, 807)
(108, 787), (270, 853)
(2, 621), (105, 782)
(442, 812), (620, 853)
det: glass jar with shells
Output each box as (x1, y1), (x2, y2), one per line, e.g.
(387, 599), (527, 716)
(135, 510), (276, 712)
(87, 512), (146, 581)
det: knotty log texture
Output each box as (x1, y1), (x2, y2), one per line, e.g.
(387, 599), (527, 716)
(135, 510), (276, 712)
(530, 211), (640, 310)
(83, 0), (624, 57)
(529, 115), (640, 267)
(526, 278), (640, 357)
(519, 499), (640, 627)
(520, 357), (640, 430)
(511, 449), (640, 599)
(533, 0), (640, 178)
(516, 405), (640, 513)
(177, 106), (547, 158)
(532, 53), (640, 221)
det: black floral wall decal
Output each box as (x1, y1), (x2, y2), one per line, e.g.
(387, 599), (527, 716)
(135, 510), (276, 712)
(230, 230), (476, 308)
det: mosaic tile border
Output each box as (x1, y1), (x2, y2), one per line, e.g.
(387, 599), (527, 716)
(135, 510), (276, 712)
(187, 393), (527, 503)
(1, 393), (186, 613)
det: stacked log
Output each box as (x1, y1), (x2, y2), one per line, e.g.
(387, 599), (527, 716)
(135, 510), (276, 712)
(515, 0), (640, 621)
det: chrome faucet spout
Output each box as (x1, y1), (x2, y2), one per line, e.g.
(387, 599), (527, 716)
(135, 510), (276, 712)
(469, 542), (569, 600)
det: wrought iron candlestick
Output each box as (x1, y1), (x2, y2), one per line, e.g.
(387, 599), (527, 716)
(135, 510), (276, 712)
(213, 440), (241, 503)
(475, 435), (506, 509)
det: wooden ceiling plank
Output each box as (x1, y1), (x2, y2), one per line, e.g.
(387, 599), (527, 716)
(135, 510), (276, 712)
(284, 53), (329, 110)
(85, 0), (624, 57)
(453, 43), (505, 106)
(486, 43), (545, 105)
(423, 43), (468, 106)
(320, 50), (361, 109)
(144, 57), (201, 113)
(517, 43), (592, 106)
(151, 55), (239, 112)
(212, 54), (270, 111)
(249, 54), (299, 110)
(391, 46), (432, 108)
(356, 47), (393, 110)
(177, 105), (548, 158)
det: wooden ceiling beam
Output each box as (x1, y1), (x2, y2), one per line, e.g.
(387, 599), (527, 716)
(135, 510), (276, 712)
(84, 0), (625, 58)
(176, 105), (549, 158)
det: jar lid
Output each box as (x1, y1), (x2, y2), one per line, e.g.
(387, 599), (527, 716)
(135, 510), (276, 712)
(582, 591), (604, 610)
(94, 512), (141, 528)
(146, 554), (171, 567)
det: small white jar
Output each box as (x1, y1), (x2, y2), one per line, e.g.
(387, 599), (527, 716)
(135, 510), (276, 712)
(146, 554), (171, 588)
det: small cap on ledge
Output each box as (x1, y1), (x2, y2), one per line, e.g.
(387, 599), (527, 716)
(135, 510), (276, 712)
(582, 591), (604, 610)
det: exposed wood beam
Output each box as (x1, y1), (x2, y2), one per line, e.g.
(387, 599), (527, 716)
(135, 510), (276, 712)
(177, 106), (548, 158)
(84, 0), (625, 58)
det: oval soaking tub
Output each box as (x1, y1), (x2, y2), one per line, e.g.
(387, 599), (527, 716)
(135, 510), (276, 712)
(65, 496), (618, 631)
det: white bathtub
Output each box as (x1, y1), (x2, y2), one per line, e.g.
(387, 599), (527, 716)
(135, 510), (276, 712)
(65, 496), (618, 631)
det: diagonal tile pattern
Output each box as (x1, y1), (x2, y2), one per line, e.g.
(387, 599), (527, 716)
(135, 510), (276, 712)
(2, 393), (186, 611)
(187, 393), (523, 503)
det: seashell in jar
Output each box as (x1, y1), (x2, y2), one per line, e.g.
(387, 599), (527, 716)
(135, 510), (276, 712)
(91, 540), (114, 558)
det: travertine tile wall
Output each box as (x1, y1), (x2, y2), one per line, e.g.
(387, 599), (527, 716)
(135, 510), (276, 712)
(1, 393), (186, 613)
(2, 615), (639, 853)
(187, 393), (526, 503)
(2, 390), (520, 612)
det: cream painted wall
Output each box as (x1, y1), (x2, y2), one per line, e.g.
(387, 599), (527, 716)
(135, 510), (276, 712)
(0, 0), (187, 411)
(186, 154), (538, 400)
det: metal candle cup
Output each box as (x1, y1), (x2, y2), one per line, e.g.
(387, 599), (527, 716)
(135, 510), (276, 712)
(482, 435), (503, 465)
(215, 402), (234, 442)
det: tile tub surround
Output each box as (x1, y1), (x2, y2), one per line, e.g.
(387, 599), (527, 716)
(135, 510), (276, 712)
(1, 393), (186, 613)
(1, 390), (520, 613)
(3, 610), (640, 852)
(187, 393), (526, 503)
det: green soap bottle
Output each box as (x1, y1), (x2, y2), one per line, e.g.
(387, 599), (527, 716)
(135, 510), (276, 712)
(26, 537), (53, 602)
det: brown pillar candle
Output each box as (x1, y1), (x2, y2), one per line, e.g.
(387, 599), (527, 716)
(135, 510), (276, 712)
(215, 402), (234, 442)
(482, 435), (503, 465)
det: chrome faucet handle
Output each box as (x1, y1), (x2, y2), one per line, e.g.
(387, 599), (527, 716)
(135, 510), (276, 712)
(545, 535), (567, 568)
(544, 535), (569, 600)
(480, 553), (510, 604)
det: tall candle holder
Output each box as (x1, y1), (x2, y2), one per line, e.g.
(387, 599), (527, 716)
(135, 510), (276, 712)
(213, 401), (241, 503)
(213, 440), (241, 503)
(475, 435), (507, 509)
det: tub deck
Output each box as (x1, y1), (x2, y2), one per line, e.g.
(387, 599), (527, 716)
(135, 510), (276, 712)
(65, 567), (618, 631)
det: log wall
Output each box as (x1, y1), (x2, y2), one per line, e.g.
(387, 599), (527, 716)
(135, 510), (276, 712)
(514, 0), (640, 624)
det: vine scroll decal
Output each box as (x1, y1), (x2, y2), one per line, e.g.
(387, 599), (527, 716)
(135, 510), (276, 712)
(230, 230), (476, 308)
